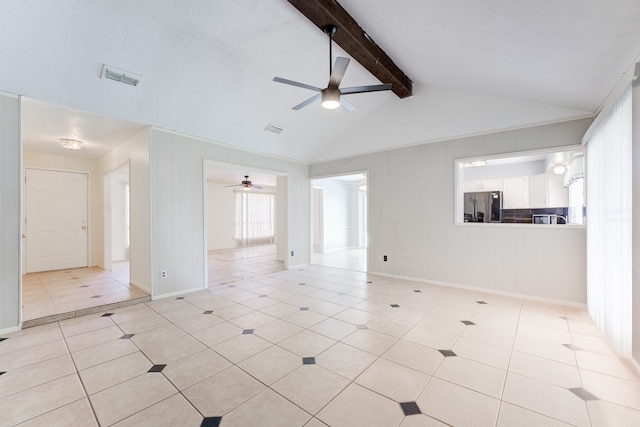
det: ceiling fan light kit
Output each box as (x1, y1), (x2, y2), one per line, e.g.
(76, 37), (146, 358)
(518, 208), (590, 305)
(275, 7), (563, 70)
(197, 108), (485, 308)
(226, 175), (263, 191)
(273, 24), (391, 111)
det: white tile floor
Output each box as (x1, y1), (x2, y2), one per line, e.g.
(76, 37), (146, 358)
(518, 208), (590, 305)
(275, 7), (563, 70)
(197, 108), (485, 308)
(2, 253), (640, 426)
(22, 261), (148, 321)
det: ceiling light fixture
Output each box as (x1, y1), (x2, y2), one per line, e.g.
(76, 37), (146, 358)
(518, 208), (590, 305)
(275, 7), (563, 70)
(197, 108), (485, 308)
(59, 138), (83, 150)
(321, 88), (341, 110)
(553, 165), (566, 175)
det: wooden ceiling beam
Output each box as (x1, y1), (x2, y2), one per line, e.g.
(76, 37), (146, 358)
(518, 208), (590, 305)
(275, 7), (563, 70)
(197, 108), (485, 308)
(286, 0), (413, 99)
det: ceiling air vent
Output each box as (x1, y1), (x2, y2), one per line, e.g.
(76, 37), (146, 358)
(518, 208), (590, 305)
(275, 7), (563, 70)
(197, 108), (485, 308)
(264, 123), (284, 134)
(101, 64), (142, 87)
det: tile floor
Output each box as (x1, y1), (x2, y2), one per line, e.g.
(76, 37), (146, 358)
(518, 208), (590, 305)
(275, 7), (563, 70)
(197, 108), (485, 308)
(3, 262), (640, 426)
(311, 248), (366, 272)
(22, 261), (148, 322)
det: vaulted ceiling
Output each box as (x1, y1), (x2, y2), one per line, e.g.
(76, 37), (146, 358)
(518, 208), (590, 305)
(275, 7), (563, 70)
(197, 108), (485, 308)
(6, 0), (640, 164)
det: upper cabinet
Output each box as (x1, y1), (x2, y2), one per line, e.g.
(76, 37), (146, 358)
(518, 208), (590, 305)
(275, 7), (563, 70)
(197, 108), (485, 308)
(503, 176), (530, 209)
(530, 173), (568, 208)
(463, 179), (503, 192)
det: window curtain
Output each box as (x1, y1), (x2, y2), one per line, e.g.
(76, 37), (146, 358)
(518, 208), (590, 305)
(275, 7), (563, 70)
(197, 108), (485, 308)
(586, 84), (632, 356)
(235, 192), (275, 247)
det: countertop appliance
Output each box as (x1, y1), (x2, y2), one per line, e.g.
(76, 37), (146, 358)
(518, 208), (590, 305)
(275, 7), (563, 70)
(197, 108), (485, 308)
(464, 191), (503, 223)
(532, 214), (567, 224)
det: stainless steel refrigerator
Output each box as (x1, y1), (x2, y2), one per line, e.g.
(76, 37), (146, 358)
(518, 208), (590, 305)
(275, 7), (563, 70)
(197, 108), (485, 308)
(464, 191), (503, 223)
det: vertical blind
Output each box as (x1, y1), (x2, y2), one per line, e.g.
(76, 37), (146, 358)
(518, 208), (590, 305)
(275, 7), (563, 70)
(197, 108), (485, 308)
(235, 191), (275, 247)
(586, 84), (632, 356)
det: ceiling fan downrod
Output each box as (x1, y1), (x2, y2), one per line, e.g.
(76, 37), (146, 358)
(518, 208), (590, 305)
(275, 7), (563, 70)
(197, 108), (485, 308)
(323, 25), (337, 77)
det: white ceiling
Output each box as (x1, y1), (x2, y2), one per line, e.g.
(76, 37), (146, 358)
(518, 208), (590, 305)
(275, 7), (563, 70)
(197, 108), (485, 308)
(5, 0), (640, 164)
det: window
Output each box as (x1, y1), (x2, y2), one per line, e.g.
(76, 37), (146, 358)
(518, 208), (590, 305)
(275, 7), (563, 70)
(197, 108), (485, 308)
(455, 146), (585, 225)
(235, 191), (275, 246)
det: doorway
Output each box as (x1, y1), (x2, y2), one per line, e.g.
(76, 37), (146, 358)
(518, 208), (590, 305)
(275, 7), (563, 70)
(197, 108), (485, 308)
(310, 173), (367, 272)
(104, 164), (131, 285)
(204, 161), (288, 286)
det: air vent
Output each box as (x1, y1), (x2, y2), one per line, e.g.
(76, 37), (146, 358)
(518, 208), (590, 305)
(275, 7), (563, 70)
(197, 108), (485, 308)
(101, 64), (142, 87)
(264, 123), (284, 134)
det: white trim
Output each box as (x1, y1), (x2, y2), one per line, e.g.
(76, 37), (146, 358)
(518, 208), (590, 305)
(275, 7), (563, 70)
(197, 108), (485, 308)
(151, 286), (205, 301)
(0, 325), (21, 335)
(313, 115), (594, 164)
(129, 280), (150, 294)
(368, 270), (587, 308)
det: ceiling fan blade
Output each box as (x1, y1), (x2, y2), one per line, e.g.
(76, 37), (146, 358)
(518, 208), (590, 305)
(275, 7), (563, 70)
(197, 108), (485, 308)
(328, 57), (350, 89)
(292, 93), (321, 110)
(252, 185), (263, 189)
(340, 97), (355, 112)
(340, 83), (392, 95)
(273, 77), (322, 92)
(225, 184), (241, 188)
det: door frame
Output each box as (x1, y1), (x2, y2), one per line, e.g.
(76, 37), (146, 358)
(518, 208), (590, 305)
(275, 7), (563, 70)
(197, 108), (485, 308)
(103, 162), (130, 272)
(24, 167), (91, 273)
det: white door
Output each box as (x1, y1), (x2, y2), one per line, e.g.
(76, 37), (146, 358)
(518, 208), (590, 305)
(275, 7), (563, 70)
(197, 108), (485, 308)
(25, 169), (88, 273)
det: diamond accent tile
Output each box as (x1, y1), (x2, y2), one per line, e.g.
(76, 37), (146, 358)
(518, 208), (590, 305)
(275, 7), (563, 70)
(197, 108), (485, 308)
(91, 295), (102, 298)
(101, 313), (113, 317)
(302, 357), (316, 365)
(338, 292), (347, 295)
(413, 290), (422, 293)
(367, 281), (373, 284)
(0, 371), (5, 376)
(400, 401), (422, 416)
(228, 285), (236, 288)
(120, 334), (135, 339)
(242, 329), (254, 335)
(300, 307), (309, 311)
(461, 320), (475, 325)
(438, 349), (457, 357)
(0, 337), (8, 341)
(356, 324), (368, 330)
(259, 295), (268, 298)
(390, 304), (400, 308)
(563, 343), (582, 351)
(203, 310), (214, 314)
(476, 301), (488, 304)
(148, 364), (167, 373)
(80, 285), (90, 288)
(176, 297), (185, 300)
(570, 387), (598, 401)
(299, 283), (306, 286)
(201, 416), (222, 427)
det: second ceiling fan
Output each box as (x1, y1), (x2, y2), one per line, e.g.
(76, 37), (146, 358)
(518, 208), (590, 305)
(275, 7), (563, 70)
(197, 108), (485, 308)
(273, 25), (392, 111)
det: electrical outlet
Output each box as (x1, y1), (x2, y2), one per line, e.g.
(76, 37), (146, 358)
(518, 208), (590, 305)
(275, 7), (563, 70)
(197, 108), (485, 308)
(161, 270), (167, 279)
(291, 250), (294, 256)
(383, 255), (388, 262)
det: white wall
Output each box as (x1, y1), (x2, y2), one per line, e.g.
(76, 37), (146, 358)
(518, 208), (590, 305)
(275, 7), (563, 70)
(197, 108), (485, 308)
(0, 93), (20, 331)
(464, 160), (546, 181)
(149, 129), (308, 299)
(632, 83), (640, 364)
(206, 182), (236, 251)
(98, 128), (151, 293)
(23, 152), (101, 268)
(310, 119), (591, 304)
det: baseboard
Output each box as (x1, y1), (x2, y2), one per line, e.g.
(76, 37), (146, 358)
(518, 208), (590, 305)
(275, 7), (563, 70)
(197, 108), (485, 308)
(151, 286), (206, 301)
(367, 270), (587, 308)
(129, 280), (150, 294)
(0, 325), (21, 335)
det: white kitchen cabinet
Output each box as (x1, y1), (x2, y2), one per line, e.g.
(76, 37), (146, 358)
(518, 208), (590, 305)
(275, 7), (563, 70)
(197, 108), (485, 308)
(529, 173), (568, 207)
(463, 179), (503, 192)
(503, 176), (529, 209)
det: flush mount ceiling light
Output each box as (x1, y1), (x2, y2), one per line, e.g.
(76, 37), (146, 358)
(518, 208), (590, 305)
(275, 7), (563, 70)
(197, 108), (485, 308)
(59, 138), (83, 150)
(273, 25), (392, 111)
(553, 165), (566, 175)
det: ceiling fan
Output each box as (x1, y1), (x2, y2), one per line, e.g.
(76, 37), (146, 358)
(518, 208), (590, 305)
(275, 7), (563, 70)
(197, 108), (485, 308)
(273, 25), (392, 111)
(226, 176), (263, 191)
